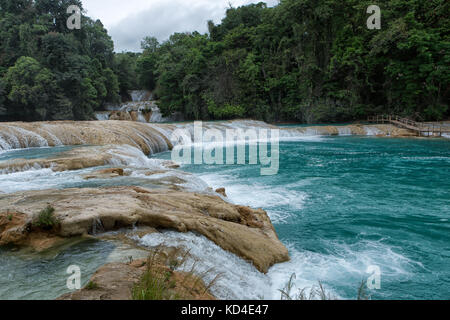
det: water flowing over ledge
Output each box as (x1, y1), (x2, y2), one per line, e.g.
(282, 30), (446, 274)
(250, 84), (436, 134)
(95, 90), (183, 123)
(0, 120), (421, 154)
(0, 121), (173, 154)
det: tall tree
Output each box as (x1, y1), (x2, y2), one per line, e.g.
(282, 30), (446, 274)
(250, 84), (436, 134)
(3, 56), (72, 120)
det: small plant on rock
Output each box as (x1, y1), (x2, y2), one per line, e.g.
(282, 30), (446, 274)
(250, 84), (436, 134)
(132, 246), (219, 300)
(33, 205), (58, 230)
(85, 281), (99, 290)
(280, 273), (372, 300)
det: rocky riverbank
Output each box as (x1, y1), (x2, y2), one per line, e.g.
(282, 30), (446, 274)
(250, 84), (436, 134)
(58, 257), (216, 300)
(0, 186), (289, 273)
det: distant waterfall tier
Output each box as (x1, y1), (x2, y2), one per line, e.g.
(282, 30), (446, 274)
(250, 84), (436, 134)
(96, 100), (182, 123)
(95, 90), (186, 123)
(129, 90), (153, 102)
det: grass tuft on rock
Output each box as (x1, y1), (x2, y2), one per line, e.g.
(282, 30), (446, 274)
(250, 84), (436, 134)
(85, 281), (99, 290)
(33, 205), (58, 230)
(132, 247), (219, 300)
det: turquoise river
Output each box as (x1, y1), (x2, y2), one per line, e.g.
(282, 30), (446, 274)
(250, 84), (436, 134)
(153, 135), (450, 300)
(0, 130), (449, 300)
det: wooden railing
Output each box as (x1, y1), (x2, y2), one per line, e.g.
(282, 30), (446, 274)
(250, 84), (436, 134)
(367, 115), (450, 137)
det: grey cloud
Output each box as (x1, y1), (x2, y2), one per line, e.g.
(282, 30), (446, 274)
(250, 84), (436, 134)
(107, 0), (279, 52)
(109, 1), (226, 52)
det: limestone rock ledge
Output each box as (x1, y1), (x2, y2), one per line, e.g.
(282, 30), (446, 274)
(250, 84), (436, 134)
(59, 261), (146, 300)
(0, 186), (289, 273)
(0, 145), (181, 174)
(0, 121), (175, 154)
(0, 145), (116, 173)
(58, 259), (216, 300)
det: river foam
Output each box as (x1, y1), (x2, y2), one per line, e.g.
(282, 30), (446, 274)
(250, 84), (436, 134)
(134, 230), (417, 300)
(177, 170), (417, 299)
(196, 171), (306, 224)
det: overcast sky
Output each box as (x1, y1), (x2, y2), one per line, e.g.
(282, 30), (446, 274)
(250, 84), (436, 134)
(82, 0), (279, 52)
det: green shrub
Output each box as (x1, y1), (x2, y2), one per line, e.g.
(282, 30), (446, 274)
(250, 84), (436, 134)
(85, 281), (99, 290)
(33, 206), (58, 230)
(207, 101), (246, 120)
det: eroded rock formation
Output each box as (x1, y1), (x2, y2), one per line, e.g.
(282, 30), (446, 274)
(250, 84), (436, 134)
(0, 186), (289, 273)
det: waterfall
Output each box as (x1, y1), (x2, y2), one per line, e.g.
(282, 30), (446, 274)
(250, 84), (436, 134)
(338, 127), (352, 136)
(304, 128), (321, 136)
(0, 131), (21, 151)
(95, 89), (183, 124)
(5, 126), (48, 148)
(0, 120), (419, 156)
(0, 135), (11, 151)
(137, 113), (147, 123)
(149, 106), (164, 122)
(129, 90), (151, 102)
(38, 125), (64, 146)
(95, 112), (110, 121)
(363, 126), (382, 136)
(0, 122), (173, 155)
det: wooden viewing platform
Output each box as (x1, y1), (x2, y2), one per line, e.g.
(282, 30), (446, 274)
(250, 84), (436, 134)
(367, 115), (450, 137)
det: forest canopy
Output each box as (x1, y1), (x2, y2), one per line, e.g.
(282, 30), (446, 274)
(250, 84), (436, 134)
(0, 0), (449, 123)
(138, 0), (449, 123)
(0, 0), (120, 121)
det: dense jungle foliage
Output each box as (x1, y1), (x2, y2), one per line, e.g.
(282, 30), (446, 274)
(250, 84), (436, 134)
(0, 0), (120, 121)
(1, 0), (448, 123)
